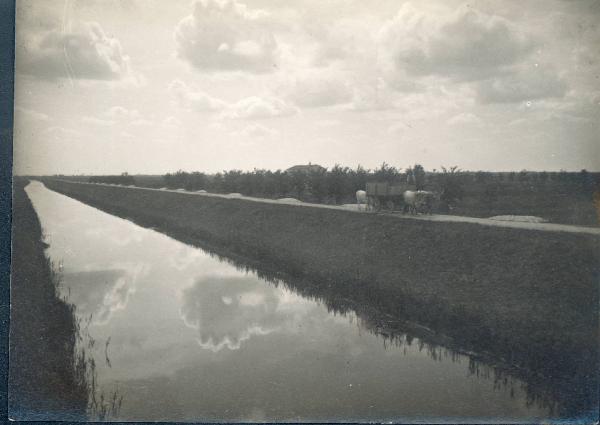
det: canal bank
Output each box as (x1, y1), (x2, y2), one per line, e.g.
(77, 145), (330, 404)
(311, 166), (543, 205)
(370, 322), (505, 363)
(9, 180), (88, 420)
(41, 178), (599, 418)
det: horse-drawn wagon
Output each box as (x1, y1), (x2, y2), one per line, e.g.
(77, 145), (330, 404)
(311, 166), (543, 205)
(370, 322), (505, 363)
(365, 182), (436, 213)
(365, 182), (410, 211)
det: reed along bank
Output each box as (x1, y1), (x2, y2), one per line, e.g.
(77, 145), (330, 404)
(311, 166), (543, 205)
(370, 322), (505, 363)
(42, 179), (599, 418)
(9, 180), (88, 421)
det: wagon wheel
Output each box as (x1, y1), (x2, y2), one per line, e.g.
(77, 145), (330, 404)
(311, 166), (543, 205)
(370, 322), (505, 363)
(366, 196), (375, 211)
(372, 197), (382, 212)
(386, 199), (395, 212)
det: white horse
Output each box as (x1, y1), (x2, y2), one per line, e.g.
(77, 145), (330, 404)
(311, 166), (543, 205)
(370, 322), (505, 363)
(403, 190), (435, 214)
(356, 190), (367, 211)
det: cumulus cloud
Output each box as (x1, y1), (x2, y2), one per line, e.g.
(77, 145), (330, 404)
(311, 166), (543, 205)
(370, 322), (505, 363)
(511, 91), (600, 125)
(15, 106), (49, 122)
(221, 96), (297, 119)
(346, 84), (396, 111)
(82, 106), (149, 127)
(105, 105), (142, 120)
(82, 116), (116, 126)
(163, 116), (182, 127)
(281, 70), (353, 107)
(19, 21), (139, 82)
(130, 118), (153, 127)
(380, 3), (534, 81)
(231, 123), (278, 139)
(315, 119), (341, 128)
(447, 112), (484, 126)
(169, 79), (296, 119)
(81, 106), (153, 129)
(174, 0), (278, 73)
(310, 17), (375, 67)
(387, 122), (413, 135)
(43, 126), (82, 141)
(476, 66), (568, 103)
(169, 79), (228, 111)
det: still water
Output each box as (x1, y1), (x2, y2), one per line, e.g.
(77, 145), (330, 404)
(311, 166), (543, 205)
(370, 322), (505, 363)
(25, 182), (551, 422)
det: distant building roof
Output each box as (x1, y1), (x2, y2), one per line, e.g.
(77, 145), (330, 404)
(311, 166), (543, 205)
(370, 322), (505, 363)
(286, 163), (326, 173)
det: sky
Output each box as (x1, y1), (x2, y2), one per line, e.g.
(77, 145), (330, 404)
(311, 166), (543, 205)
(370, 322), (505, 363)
(12, 0), (600, 175)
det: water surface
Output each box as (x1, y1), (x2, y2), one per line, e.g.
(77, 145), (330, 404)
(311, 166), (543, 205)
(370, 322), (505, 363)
(26, 181), (551, 422)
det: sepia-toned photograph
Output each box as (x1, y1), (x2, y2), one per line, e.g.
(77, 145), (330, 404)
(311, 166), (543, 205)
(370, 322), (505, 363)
(8, 0), (600, 422)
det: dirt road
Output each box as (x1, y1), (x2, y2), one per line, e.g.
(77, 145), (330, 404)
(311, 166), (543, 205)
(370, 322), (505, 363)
(70, 182), (600, 236)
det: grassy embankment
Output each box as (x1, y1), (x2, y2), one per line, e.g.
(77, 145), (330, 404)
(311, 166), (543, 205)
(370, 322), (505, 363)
(9, 179), (88, 420)
(56, 173), (600, 226)
(43, 179), (599, 417)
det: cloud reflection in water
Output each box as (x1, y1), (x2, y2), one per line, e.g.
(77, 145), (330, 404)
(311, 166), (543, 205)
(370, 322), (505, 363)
(61, 263), (146, 325)
(180, 275), (308, 352)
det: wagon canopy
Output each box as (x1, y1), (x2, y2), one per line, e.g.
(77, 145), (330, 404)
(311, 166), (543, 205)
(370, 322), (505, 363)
(366, 182), (409, 196)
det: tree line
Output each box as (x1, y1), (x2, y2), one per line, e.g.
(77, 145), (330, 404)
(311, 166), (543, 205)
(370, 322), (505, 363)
(165, 165), (597, 204)
(89, 173), (135, 186)
(86, 166), (598, 207)
(162, 164), (439, 204)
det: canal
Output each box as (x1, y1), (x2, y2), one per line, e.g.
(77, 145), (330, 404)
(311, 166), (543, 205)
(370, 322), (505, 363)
(25, 181), (551, 422)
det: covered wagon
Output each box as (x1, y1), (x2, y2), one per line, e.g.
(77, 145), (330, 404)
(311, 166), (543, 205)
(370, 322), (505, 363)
(365, 182), (411, 211)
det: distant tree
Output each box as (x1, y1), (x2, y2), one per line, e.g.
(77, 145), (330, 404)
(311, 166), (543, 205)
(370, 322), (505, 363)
(410, 164), (426, 190)
(579, 169), (594, 193)
(558, 169), (568, 182)
(212, 172), (224, 192)
(186, 171), (207, 191)
(580, 169), (589, 183)
(439, 166), (464, 211)
(483, 182), (500, 206)
(518, 170), (529, 182)
(373, 162), (400, 183)
(327, 164), (353, 203)
(406, 168), (414, 185)
(307, 167), (328, 202)
(352, 165), (369, 191)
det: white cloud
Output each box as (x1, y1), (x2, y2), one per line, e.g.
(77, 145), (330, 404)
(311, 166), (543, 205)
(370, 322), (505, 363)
(105, 106), (142, 121)
(163, 116), (182, 127)
(315, 119), (341, 128)
(281, 69), (353, 107)
(19, 21), (140, 83)
(174, 0), (278, 73)
(43, 126), (82, 141)
(510, 91), (600, 125)
(476, 66), (567, 103)
(231, 123), (278, 139)
(169, 79), (228, 112)
(221, 96), (297, 119)
(309, 17), (375, 67)
(380, 3), (534, 82)
(387, 122), (413, 135)
(15, 106), (49, 122)
(82, 116), (116, 126)
(82, 106), (150, 128)
(170, 79), (297, 119)
(447, 112), (484, 126)
(130, 118), (153, 127)
(346, 84), (396, 112)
